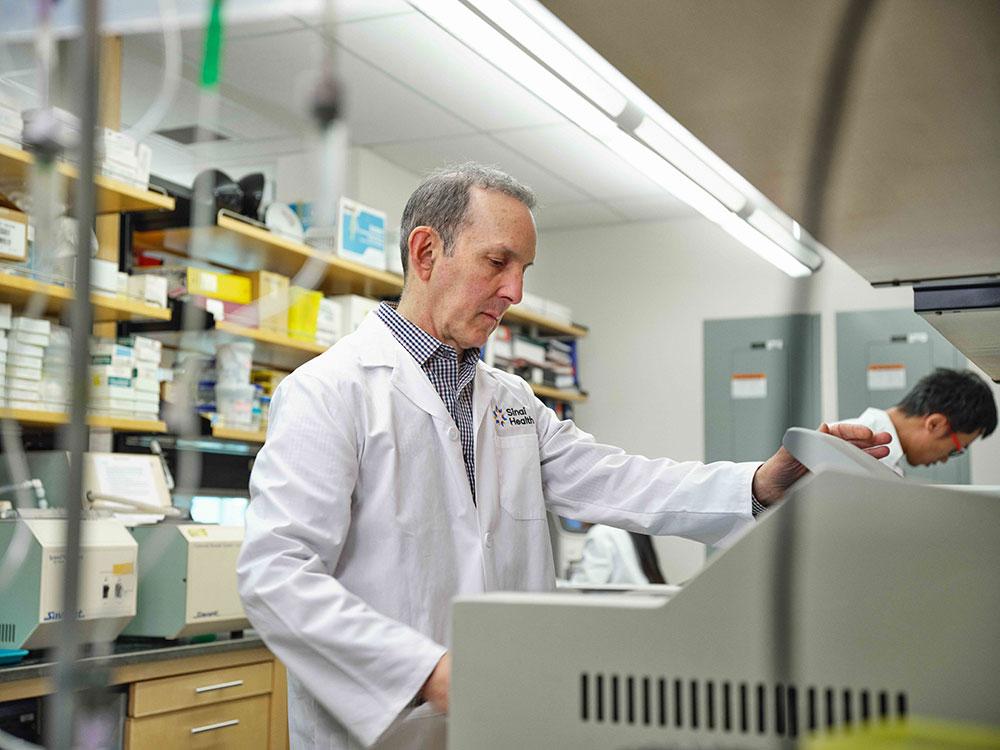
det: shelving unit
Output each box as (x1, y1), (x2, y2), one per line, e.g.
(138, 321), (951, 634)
(132, 209), (587, 339)
(0, 407), (167, 433)
(0, 270), (171, 322)
(0, 142), (175, 214)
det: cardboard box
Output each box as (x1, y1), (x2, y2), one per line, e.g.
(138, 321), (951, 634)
(0, 206), (28, 261)
(11, 317), (50, 335)
(239, 271), (289, 334)
(337, 197), (387, 271)
(90, 258), (119, 294)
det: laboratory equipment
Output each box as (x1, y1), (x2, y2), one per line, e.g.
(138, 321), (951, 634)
(449, 433), (1000, 748)
(0, 514), (138, 650)
(121, 523), (249, 639)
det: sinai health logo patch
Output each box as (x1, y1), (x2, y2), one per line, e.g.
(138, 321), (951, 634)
(493, 402), (536, 433)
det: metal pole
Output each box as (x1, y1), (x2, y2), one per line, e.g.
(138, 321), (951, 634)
(47, 0), (101, 745)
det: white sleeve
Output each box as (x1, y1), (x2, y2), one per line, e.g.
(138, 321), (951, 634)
(533, 393), (757, 548)
(237, 373), (446, 747)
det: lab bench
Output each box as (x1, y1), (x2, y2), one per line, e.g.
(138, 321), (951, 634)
(0, 635), (288, 748)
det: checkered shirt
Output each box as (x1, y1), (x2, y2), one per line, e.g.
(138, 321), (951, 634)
(376, 302), (480, 502)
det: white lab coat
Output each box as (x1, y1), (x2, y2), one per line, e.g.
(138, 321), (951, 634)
(570, 525), (649, 585)
(835, 407), (906, 476)
(238, 312), (758, 749)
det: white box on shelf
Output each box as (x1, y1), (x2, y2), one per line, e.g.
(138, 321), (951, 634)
(7, 331), (49, 357)
(127, 274), (168, 308)
(328, 295), (379, 335)
(543, 299), (573, 325)
(7, 365), (42, 381)
(116, 272), (129, 296)
(90, 258), (119, 294)
(0, 304), (11, 329)
(8, 353), (42, 369)
(337, 197), (387, 271)
(11, 317), (50, 335)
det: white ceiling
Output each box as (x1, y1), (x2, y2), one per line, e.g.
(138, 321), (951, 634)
(113, 0), (692, 230)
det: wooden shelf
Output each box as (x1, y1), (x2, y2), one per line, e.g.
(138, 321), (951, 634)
(0, 407), (167, 432)
(211, 424), (267, 443)
(506, 306), (588, 338)
(0, 142), (175, 214)
(133, 212), (406, 299)
(0, 270), (171, 321)
(531, 384), (588, 402)
(213, 321), (329, 355)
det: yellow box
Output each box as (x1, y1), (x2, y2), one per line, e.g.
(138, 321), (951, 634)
(239, 270), (289, 334)
(186, 267), (251, 304)
(287, 286), (321, 342)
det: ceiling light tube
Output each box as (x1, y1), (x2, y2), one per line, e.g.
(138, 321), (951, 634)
(719, 213), (814, 278)
(465, 0), (628, 117)
(409, 0), (616, 138)
(634, 117), (747, 213)
(747, 208), (823, 271)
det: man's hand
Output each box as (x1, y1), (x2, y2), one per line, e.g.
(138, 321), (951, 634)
(751, 423), (892, 505)
(420, 653), (451, 713)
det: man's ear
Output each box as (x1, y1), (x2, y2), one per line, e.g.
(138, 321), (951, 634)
(407, 226), (439, 282)
(924, 413), (950, 437)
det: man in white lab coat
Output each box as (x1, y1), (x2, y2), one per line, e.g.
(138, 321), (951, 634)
(837, 368), (996, 476)
(237, 163), (890, 749)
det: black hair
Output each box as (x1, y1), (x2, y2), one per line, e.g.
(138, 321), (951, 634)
(895, 368), (997, 438)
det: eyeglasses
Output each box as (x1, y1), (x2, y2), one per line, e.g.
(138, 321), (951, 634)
(947, 428), (965, 458)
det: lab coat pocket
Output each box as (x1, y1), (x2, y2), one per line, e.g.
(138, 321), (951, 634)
(496, 433), (546, 521)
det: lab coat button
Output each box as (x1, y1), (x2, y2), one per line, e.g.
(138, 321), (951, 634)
(447, 426), (459, 441)
(484, 532), (493, 549)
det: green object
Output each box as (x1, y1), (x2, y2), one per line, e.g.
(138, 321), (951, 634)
(200, 0), (225, 89)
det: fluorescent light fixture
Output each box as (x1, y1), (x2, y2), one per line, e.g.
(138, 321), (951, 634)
(719, 213), (813, 278)
(634, 117), (747, 213)
(410, 0), (822, 277)
(465, 0), (628, 117)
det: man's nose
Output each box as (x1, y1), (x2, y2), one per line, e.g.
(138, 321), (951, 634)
(500, 269), (524, 305)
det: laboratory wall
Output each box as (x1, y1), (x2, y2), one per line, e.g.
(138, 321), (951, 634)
(528, 217), (1000, 487)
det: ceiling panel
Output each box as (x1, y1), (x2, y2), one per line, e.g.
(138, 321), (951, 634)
(213, 29), (474, 144)
(371, 134), (589, 205)
(326, 12), (563, 132)
(606, 194), (693, 223)
(533, 201), (624, 231)
(495, 123), (664, 200)
(293, 0), (413, 26)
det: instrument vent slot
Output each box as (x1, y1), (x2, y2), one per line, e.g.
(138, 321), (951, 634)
(579, 672), (907, 738)
(0, 622), (15, 644)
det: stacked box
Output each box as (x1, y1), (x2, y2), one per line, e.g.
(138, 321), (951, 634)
(5, 317), (50, 410)
(95, 128), (152, 188)
(90, 340), (135, 416)
(39, 325), (71, 412)
(124, 335), (163, 420)
(126, 273), (168, 308)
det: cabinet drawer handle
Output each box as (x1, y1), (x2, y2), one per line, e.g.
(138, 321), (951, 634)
(191, 719), (239, 734)
(195, 679), (244, 694)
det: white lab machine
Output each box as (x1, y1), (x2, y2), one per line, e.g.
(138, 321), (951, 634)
(121, 523), (250, 639)
(448, 429), (1000, 748)
(0, 514), (138, 650)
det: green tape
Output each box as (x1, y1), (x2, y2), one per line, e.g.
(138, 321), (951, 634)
(200, 0), (224, 88)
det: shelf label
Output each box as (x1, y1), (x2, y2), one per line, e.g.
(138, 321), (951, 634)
(731, 372), (767, 399)
(0, 213), (27, 260)
(867, 363), (906, 391)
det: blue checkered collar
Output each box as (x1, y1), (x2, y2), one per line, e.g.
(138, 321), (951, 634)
(376, 301), (481, 369)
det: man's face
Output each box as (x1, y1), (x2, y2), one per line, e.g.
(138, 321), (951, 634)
(906, 413), (981, 466)
(427, 187), (536, 351)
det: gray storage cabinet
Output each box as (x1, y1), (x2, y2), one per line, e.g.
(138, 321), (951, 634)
(836, 308), (969, 484)
(704, 314), (821, 463)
